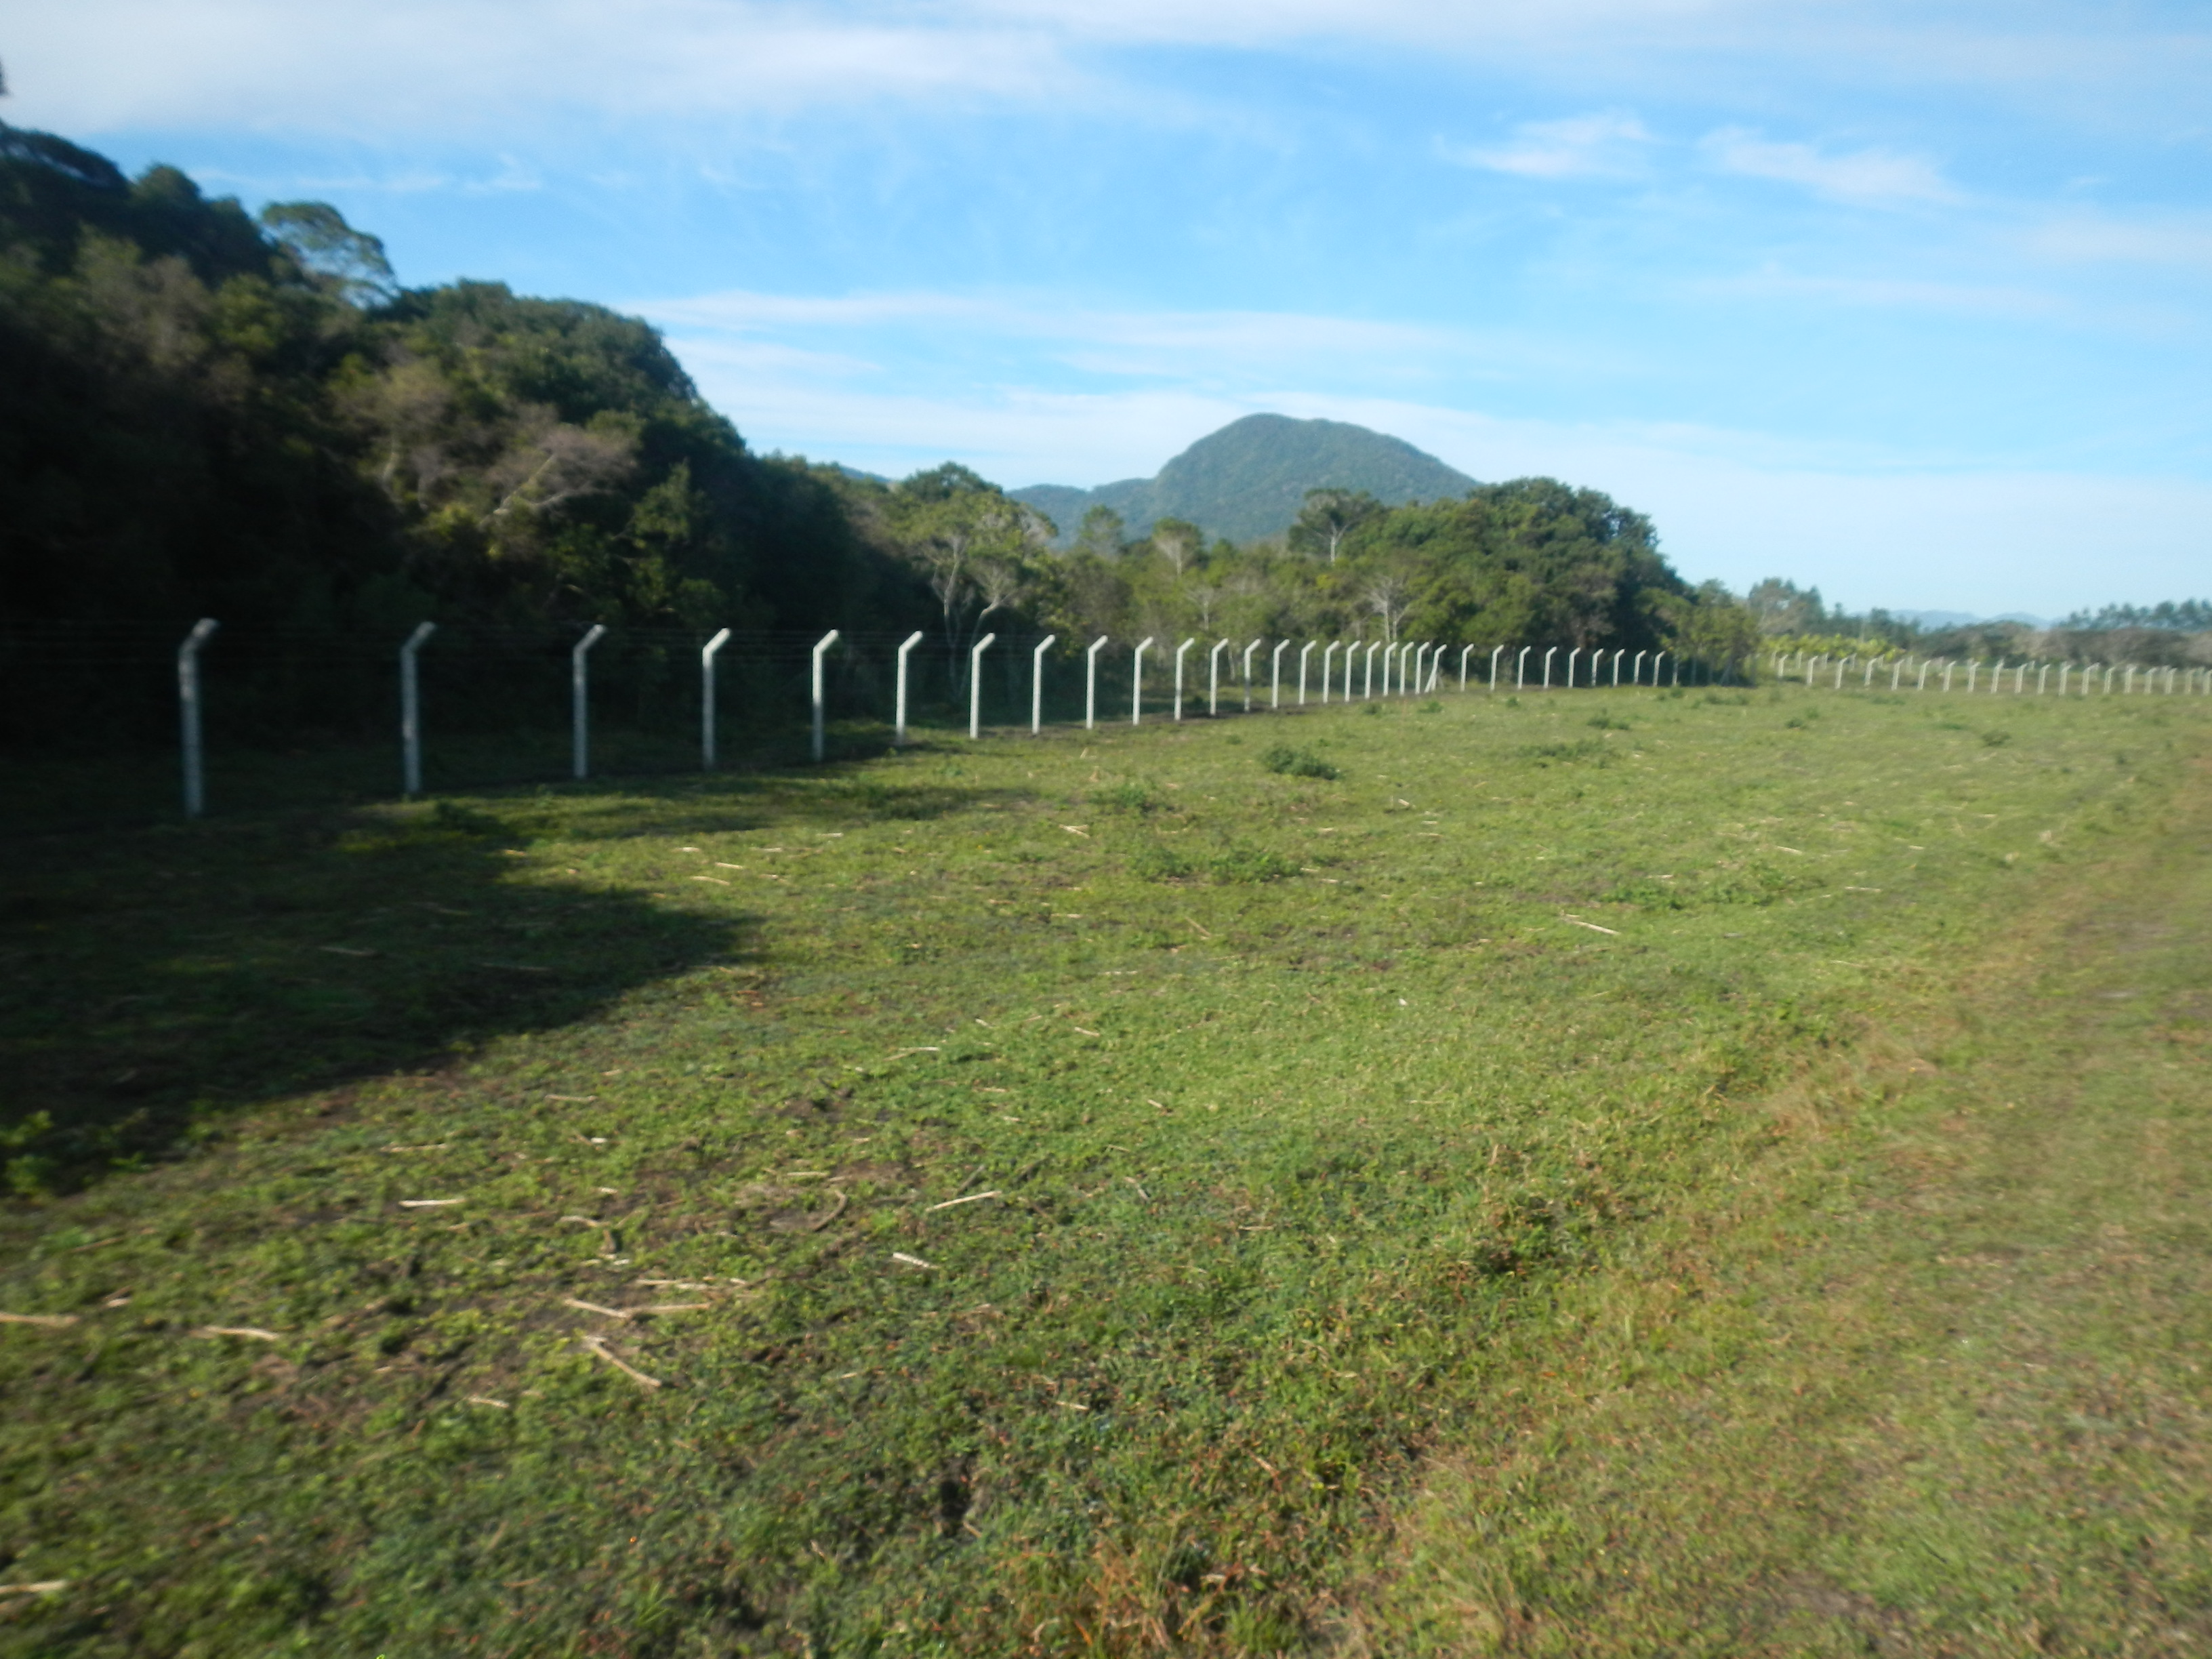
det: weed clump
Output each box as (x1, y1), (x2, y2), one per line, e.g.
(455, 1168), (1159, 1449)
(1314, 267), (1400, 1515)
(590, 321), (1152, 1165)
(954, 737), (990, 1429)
(1520, 739), (1613, 766)
(844, 779), (949, 819)
(1418, 699), (1443, 714)
(1586, 713), (1631, 731)
(1261, 745), (1341, 781)
(1982, 730), (2013, 748)
(1129, 839), (1298, 884)
(1092, 781), (1161, 813)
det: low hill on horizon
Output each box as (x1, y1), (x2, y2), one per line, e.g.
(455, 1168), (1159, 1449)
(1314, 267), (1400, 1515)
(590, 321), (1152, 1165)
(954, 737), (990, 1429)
(1013, 413), (1477, 545)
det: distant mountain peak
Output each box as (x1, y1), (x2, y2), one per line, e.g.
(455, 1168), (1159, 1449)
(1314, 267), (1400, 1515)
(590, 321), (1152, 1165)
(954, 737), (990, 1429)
(1013, 413), (1477, 545)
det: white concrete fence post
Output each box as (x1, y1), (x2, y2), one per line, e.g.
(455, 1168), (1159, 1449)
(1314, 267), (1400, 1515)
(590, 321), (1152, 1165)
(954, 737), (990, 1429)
(177, 617), (218, 818)
(401, 621), (436, 797)
(1209, 638), (1230, 716)
(1542, 646), (1557, 689)
(1130, 637), (1154, 724)
(812, 628), (840, 760)
(1084, 635), (1109, 730)
(966, 632), (995, 739)
(1298, 640), (1315, 705)
(1516, 646), (1531, 690)
(1174, 637), (1197, 720)
(1567, 646), (1582, 689)
(1322, 642), (1340, 703)
(572, 623), (608, 780)
(699, 626), (730, 770)
(895, 630), (925, 744)
(1244, 638), (1263, 711)
(1633, 649), (1647, 685)
(1273, 640), (1290, 709)
(1362, 640), (1380, 699)
(1031, 634), (1057, 733)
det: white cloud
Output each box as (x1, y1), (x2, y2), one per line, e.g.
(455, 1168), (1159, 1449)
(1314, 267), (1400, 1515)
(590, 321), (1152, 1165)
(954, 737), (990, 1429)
(1698, 266), (2061, 319)
(637, 289), (1552, 388)
(16, 0), (2203, 139)
(1441, 112), (1654, 180)
(958, 0), (1745, 52)
(2024, 212), (2212, 270)
(5, 0), (1079, 134)
(1700, 127), (1959, 204)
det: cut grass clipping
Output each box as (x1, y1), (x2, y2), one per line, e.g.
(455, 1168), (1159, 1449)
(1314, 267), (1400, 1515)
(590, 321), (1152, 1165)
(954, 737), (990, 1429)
(1, 684), (2206, 1656)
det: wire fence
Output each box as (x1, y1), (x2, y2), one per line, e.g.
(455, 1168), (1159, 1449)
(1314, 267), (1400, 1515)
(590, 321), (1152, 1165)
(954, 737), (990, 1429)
(7, 622), (2200, 836)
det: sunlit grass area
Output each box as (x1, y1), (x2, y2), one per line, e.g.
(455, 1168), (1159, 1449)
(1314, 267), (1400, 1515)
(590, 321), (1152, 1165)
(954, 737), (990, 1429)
(2, 682), (2204, 1655)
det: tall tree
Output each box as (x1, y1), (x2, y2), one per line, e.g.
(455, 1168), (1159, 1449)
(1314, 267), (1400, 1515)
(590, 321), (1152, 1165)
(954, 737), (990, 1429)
(1289, 488), (1385, 564)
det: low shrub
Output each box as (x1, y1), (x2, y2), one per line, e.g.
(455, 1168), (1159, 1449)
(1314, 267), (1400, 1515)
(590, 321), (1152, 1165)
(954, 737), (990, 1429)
(1261, 745), (1342, 781)
(1093, 781), (1161, 813)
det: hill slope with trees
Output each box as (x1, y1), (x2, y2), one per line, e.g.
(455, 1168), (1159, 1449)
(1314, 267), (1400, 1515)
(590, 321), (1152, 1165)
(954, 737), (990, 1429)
(0, 122), (893, 645)
(3, 119), (1774, 764)
(1013, 413), (1477, 546)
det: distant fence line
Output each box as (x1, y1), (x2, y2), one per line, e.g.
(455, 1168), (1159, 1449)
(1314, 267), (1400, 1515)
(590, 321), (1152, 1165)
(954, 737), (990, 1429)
(7, 621), (2207, 824)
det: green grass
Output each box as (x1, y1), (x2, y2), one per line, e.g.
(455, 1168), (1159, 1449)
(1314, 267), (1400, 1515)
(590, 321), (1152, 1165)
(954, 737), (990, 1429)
(1, 684), (2204, 1655)
(1377, 743), (2212, 1655)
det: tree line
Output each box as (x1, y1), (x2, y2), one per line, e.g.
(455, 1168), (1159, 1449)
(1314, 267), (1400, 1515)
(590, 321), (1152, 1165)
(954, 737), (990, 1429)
(22, 119), (2189, 754)
(1745, 581), (2211, 672)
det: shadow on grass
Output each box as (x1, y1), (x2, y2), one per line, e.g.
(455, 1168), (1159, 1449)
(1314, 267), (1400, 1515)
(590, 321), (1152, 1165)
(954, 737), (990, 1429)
(1, 756), (1036, 1196)
(0, 792), (770, 1197)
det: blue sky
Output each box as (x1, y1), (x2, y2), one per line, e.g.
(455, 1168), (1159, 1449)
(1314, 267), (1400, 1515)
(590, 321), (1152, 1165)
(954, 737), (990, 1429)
(10, 0), (2212, 615)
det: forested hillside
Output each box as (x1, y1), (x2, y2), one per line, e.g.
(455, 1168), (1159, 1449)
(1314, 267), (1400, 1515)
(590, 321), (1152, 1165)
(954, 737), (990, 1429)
(0, 123), (890, 641)
(1, 119), (1764, 764)
(1015, 413), (1477, 545)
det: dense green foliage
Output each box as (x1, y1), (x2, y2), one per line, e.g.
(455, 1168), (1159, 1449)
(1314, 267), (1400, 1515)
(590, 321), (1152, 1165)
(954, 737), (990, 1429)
(1747, 577), (2212, 671)
(0, 121), (891, 642)
(2058, 598), (2212, 632)
(992, 477), (1736, 667)
(1013, 413), (1477, 546)
(3, 120), (1763, 769)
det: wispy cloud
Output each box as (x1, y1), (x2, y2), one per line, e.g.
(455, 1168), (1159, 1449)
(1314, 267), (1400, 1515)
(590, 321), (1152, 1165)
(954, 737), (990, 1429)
(637, 289), (1519, 387)
(2024, 211), (2212, 270)
(1700, 128), (1959, 205)
(19, 0), (2205, 138)
(7, 0), (1080, 133)
(1441, 112), (1654, 180)
(1700, 266), (2060, 319)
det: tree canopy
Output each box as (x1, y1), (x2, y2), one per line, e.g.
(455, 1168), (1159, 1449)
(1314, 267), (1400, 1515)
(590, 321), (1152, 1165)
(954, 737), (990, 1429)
(1, 119), (1779, 731)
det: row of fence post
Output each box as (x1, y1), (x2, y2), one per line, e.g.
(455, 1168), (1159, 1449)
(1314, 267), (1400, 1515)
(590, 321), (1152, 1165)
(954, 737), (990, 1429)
(1769, 649), (2208, 699)
(164, 619), (2210, 817)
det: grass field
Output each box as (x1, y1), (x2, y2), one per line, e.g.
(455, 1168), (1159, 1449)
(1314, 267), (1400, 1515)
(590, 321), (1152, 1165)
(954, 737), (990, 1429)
(2, 681), (2207, 1656)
